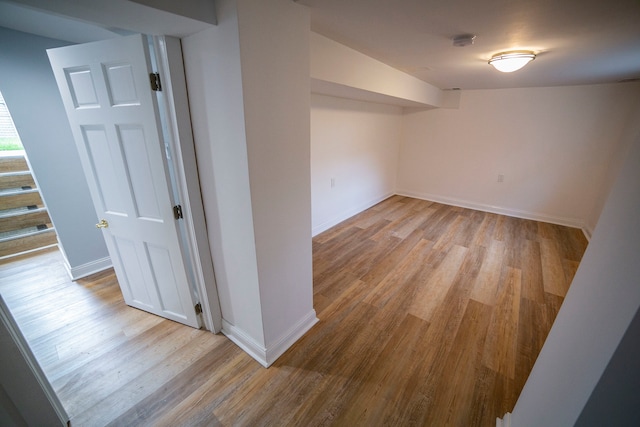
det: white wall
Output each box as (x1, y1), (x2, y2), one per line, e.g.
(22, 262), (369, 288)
(510, 104), (640, 427)
(585, 102), (640, 233)
(311, 94), (403, 235)
(236, 0), (317, 356)
(397, 83), (640, 234)
(0, 296), (68, 426)
(574, 306), (640, 426)
(182, 0), (316, 366)
(181, 2), (264, 346)
(0, 27), (109, 273)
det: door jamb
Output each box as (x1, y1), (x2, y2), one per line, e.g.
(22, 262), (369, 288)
(151, 36), (222, 333)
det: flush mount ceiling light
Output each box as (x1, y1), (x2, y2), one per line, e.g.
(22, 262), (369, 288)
(488, 51), (536, 73)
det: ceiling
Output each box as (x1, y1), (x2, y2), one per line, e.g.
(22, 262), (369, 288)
(0, 0), (214, 44)
(2, 0), (639, 91)
(0, 1), (128, 43)
(299, 0), (640, 90)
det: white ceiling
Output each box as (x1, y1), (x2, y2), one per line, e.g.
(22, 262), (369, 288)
(0, 0), (214, 44)
(2, 0), (639, 91)
(0, 1), (129, 43)
(298, 0), (640, 90)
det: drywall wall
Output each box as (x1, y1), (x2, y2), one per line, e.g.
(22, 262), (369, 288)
(0, 26), (109, 272)
(236, 0), (317, 356)
(181, 2), (264, 346)
(128, 0), (217, 25)
(311, 94), (402, 235)
(183, 0), (317, 365)
(574, 306), (640, 426)
(310, 32), (442, 108)
(0, 296), (68, 426)
(585, 97), (640, 232)
(397, 83), (640, 232)
(509, 107), (640, 426)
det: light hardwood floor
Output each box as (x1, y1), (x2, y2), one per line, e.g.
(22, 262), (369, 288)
(0, 196), (587, 426)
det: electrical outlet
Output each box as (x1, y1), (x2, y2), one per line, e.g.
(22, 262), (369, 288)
(331, 178), (336, 188)
(497, 174), (504, 183)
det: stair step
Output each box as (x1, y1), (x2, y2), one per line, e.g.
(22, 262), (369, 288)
(0, 228), (57, 258)
(0, 153), (56, 259)
(0, 171), (36, 191)
(0, 155), (28, 173)
(0, 208), (51, 234)
(0, 189), (43, 210)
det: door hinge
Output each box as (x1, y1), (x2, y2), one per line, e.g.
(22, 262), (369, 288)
(173, 204), (183, 220)
(150, 72), (162, 91)
(194, 303), (202, 315)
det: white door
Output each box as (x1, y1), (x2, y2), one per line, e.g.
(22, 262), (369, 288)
(47, 34), (200, 328)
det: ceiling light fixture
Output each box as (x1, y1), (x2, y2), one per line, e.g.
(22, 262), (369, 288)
(488, 51), (536, 73)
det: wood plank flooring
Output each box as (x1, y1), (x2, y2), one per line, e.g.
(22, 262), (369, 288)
(0, 196), (588, 426)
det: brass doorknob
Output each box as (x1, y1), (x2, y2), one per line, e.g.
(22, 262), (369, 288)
(96, 219), (109, 229)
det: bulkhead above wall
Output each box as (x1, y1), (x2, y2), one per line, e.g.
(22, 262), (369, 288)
(310, 32), (447, 110)
(0, 0), (216, 43)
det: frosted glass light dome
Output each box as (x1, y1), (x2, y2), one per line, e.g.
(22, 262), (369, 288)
(488, 52), (536, 73)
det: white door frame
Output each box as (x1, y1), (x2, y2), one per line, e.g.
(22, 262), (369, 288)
(151, 36), (222, 333)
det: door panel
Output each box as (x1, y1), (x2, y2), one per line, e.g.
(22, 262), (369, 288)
(104, 63), (139, 106)
(115, 236), (153, 307)
(48, 34), (200, 328)
(119, 125), (162, 219)
(65, 67), (99, 108)
(147, 244), (184, 314)
(82, 125), (127, 213)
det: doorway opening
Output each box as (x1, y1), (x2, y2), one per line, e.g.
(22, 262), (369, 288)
(0, 90), (57, 259)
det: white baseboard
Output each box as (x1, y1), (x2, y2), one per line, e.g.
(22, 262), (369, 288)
(222, 309), (319, 368)
(312, 192), (394, 236)
(64, 256), (112, 280)
(222, 320), (270, 367)
(496, 412), (512, 427)
(397, 189), (588, 233)
(265, 309), (319, 366)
